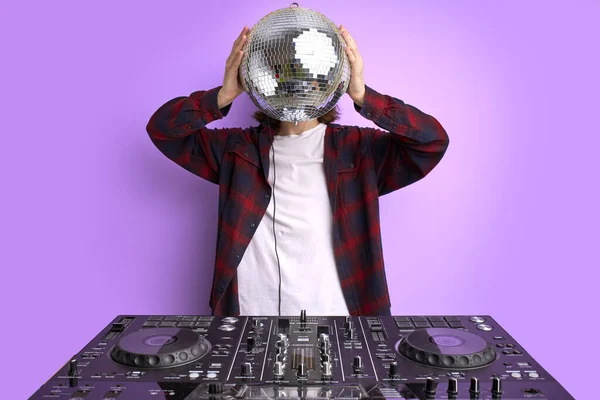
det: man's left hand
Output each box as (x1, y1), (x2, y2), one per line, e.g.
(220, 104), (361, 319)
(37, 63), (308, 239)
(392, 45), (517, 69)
(340, 25), (365, 108)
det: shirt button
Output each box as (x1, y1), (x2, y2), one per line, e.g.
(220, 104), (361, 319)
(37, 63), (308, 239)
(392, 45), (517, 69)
(236, 254), (241, 260)
(265, 193), (270, 198)
(213, 113), (218, 118)
(187, 124), (193, 129)
(366, 112), (371, 117)
(349, 163), (354, 168)
(244, 152), (249, 157)
(250, 223), (256, 228)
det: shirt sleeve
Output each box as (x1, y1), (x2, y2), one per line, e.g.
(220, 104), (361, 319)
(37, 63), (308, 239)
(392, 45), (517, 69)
(354, 85), (450, 195)
(146, 86), (246, 184)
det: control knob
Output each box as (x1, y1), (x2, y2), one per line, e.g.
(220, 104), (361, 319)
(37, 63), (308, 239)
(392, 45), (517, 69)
(67, 359), (78, 387)
(241, 362), (252, 377)
(469, 377), (480, 396)
(492, 376), (503, 396)
(208, 382), (224, 394)
(322, 361), (332, 378)
(297, 362), (307, 378)
(277, 333), (289, 347)
(447, 377), (458, 396)
(318, 333), (330, 350)
(425, 377), (437, 396)
(347, 327), (356, 340)
(388, 361), (398, 379)
(352, 355), (363, 373)
(246, 336), (255, 351)
(273, 361), (284, 379)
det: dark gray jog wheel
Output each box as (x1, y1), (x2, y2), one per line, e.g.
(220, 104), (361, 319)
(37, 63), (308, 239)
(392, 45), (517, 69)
(396, 328), (496, 369)
(110, 328), (211, 369)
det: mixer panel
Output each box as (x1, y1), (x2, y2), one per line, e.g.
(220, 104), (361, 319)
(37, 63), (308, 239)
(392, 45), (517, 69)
(29, 313), (573, 399)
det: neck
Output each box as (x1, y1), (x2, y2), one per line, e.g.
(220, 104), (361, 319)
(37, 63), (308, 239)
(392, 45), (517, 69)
(276, 119), (320, 136)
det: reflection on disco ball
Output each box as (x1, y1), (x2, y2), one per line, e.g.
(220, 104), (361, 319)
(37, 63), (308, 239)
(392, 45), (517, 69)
(239, 3), (351, 123)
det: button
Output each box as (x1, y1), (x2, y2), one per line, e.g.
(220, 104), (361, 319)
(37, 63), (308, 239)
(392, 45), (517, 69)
(414, 321), (431, 328)
(212, 113), (218, 118)
(410, 317), (426, 322)
(366, 112), (371, 117)
(250, 223), (256, 228)
(236, 255), (241, 259)
(449, 321), (464, 328)
(496, 344), (505, 348)
(349, 163), (354, 168)
(494, 336), (505, 340)
(428, 317), (444, 322)
(502, 350), (512, 355)
(196, 321), (211, 328)
(431, 321), (448, 327)
(207, 372), (217, 378)
(218, 324), (235, 331)
(265, 194), (270, 198)
(511, 372), (522, 378)
(189, 372), (200, 378)
(505, 344), (515, 348)
(143, 321), (159, 327)
(177, 322), (194, 327)
(529, 372), (539, 378)
(476, 324), (493, 331)
(444, 316), (460, 322)
(188, 124), (193, 129)
(244, 152), (249, 157)
(512, 350), (522, 355)
(470, 316), (486, 323)
(160, 321), (176, 327)
(394, 316), (410, 322)
(396, 321), (414, 329)
(222, 317), (238, 323)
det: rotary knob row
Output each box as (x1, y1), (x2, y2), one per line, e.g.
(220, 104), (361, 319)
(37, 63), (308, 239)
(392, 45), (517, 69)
(423, 376), (501, 398)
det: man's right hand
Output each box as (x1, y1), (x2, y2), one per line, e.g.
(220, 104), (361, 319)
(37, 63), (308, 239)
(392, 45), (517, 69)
(217, 26), (249, 109)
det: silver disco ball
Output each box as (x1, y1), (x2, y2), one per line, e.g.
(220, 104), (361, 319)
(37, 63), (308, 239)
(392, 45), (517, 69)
(239, 3), (351, 123)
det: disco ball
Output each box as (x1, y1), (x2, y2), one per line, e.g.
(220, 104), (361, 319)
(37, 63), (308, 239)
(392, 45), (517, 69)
(239, 3), (351, 123)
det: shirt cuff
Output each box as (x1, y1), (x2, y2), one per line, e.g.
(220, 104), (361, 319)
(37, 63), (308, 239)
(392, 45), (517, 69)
(353, 85), (379, 120)
(183, 86), (232, 124)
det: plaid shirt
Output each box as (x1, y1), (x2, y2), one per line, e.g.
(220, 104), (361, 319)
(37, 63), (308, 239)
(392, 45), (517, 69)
(146, 85), (449, 316)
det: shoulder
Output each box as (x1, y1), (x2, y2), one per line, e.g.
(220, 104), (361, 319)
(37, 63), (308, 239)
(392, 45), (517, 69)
(328, 123), (371, 151)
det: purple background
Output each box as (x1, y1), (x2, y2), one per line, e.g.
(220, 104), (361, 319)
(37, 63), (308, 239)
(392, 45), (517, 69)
(1, 1), (598, 398)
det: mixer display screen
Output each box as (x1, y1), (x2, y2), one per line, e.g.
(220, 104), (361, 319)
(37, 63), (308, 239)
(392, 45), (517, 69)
(29, 313), (573, 399)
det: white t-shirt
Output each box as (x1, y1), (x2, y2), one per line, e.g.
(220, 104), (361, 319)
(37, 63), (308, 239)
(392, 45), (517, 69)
(237, 123), (349, 316)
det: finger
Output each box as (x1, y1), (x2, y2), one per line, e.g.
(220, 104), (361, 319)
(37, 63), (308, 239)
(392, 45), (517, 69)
(233, 26), (249, 49)
(345, 46), (356, 64)
(227, 50), (244, 70)
(341, 28), (357, 48)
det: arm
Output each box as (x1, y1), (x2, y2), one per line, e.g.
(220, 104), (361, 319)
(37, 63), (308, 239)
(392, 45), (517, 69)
(146, 26), (250, 183)
(146, 86), (244, 184)
(355, 85), (450, 195)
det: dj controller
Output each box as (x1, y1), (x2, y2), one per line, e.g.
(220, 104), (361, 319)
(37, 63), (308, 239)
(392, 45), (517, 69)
(30, 312), (573, 399)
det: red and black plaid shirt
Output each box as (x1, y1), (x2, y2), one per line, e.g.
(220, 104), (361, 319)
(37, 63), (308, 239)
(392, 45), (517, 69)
(146, 85), (449, 316)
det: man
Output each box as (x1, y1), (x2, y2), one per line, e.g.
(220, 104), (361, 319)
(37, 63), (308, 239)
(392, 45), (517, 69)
(146, 26), (449, 316)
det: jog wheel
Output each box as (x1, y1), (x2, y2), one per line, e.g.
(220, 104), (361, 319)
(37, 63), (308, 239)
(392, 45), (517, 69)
(396, 328), (496, 369)
(110, 328), (210, 368)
